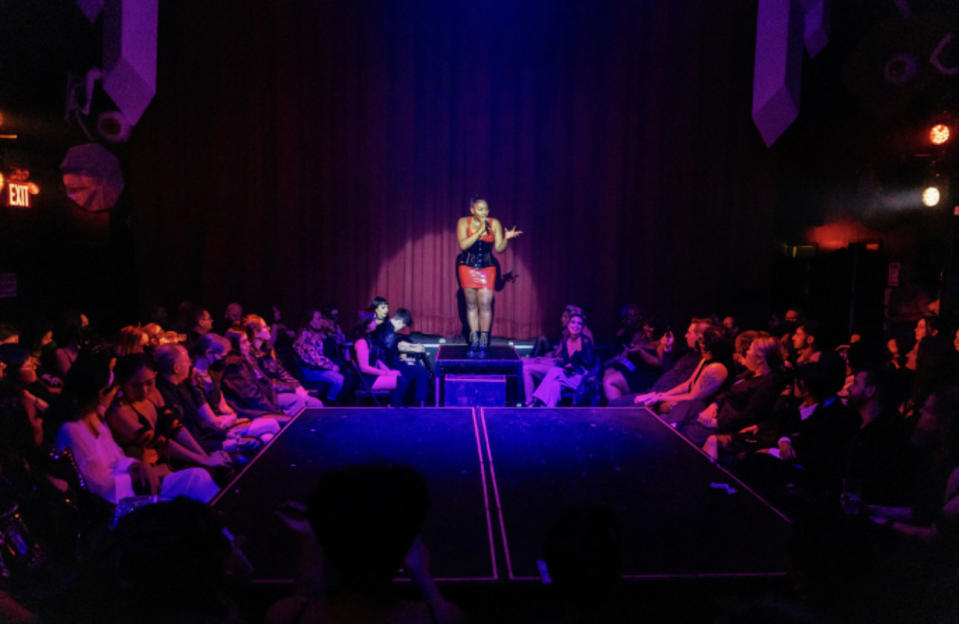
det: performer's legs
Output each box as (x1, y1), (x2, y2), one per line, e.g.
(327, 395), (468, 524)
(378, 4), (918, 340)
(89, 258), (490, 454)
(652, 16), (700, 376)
(463, 288), (479, 334)
(478, 289), (494, 332)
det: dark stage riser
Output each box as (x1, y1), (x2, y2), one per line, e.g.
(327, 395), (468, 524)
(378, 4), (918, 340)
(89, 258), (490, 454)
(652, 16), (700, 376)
(212, 407), (789, 584)
(434, 345), (523, 406)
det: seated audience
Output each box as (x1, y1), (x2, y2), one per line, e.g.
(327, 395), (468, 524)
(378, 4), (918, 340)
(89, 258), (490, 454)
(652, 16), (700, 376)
(221, 301), (244, 334)
(690, 334), (788, 451)
(528, 313), (599, 407)
(191, 333), (281, 443)
(373, 308), (430, 406)
(105, 354), (233, 475)
(607, 317), (714, 406)
(267, 464), (465, 624)
(631, 326), (732, 417)
(114, 325), (149, 356)
(293, 307), (345, 402)
(53, 311), (90, 377)
(842, 366), (911, 505)
(741, 354), (858, 508)
(52, 351), (220, 503)
(65, 497), (243, 624)
(602, 316), (670, 401)
(352, 313), (409, 407)
(790, 320), (823, 366)
(243, 315), (324, 412)
(845, 386), (959, 546)
(185, 305), (214, 352)
(220, 330), (297, 419)
(523, 304), (592, 405)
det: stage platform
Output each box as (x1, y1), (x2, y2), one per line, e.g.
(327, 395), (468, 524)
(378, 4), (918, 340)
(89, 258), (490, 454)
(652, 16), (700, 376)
(212, 407), (790, 584)
(433, 345), (523, 406)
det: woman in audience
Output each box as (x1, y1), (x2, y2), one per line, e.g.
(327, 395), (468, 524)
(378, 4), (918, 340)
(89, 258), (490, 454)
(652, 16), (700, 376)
(602, 316), (670, 401)
(191, 333), (280, 444)
(352, 313), (408, 406)
(52, 351), (220, 503)
(105, 354), (232, 474)
(692, 335), (788, 453)
(243, 314), (324, 412)
(114, 325), (149, 356)
(528, 313), (599, 407)
(0, 344), (54, 410)
(633, 326), (732, 418)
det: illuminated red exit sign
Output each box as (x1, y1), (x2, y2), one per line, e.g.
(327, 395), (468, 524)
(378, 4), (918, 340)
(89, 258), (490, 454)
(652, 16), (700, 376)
(0, 171), (39, 207)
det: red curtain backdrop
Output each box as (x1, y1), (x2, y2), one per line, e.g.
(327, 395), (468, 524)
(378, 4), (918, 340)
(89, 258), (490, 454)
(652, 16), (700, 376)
(129, 0), (776, 339)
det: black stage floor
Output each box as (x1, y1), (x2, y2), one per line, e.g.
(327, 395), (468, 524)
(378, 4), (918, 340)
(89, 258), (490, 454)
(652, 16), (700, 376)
(212, 407), (789, 583)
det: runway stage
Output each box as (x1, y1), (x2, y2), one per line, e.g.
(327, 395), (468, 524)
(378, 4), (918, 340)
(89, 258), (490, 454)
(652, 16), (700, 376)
(212, 407), (790, 583)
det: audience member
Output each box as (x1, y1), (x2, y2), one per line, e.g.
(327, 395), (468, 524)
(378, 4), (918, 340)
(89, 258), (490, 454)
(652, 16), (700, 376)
(692, 335), (788, 453)
(602, 316), (670, 401)
(632, 326), (732, 416)
(352, 313), (409, 407)
(267, 464), (465, 624)
(528, 313), (599, 407)
(105, 354), (233, 474)
(53, 311), (90, 377)
(523, 304), (593, 405)
(243, 315), (324, 413)
(52, 351), (220, 503)
(293, 308), (345, 402)
(373, 308), (430, 406)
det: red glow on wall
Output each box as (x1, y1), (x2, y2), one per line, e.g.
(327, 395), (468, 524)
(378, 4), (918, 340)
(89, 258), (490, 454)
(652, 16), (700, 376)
(806, 221), (879, 252)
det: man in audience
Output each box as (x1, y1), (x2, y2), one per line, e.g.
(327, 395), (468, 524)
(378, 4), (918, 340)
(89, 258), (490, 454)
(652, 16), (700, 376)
(185, 306), (214, 352)
(844, 366), (911, 504)
(221, 330), (296, 419)
(293, 308), (345, 402)
(154, 343), (229, 454)
(373, 308), (430, 406)
(791, 320), (823, 366)
(221, 302), (244, 334)
(607, 317), (713, 406)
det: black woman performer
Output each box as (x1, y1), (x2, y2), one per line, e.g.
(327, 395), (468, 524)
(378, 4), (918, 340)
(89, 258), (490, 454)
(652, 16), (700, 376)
(456, 196), (522, 357)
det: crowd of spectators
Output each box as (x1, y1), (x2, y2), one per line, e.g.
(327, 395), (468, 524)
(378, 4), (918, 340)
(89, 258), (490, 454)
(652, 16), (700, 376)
(1, 296), (958, 621)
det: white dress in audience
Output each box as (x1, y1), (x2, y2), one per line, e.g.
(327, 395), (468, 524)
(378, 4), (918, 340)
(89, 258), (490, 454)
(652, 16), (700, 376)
(55, 419), (220, 504)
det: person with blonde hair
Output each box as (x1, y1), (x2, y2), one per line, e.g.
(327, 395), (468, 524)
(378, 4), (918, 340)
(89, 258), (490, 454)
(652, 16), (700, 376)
(691, 334), (788, 454)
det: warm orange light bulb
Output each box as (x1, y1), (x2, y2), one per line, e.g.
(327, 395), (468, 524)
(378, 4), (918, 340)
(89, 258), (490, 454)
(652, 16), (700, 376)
(930, 123), (951, 145)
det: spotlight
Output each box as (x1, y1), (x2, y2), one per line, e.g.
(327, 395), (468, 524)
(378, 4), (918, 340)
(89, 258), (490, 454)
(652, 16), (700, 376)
(930, 123), (951, 145)
(923, 186), (941, 207)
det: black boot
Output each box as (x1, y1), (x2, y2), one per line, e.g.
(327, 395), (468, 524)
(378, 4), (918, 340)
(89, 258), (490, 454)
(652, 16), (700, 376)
(468, 331), (480, 358)
(478, 331), (490, 358)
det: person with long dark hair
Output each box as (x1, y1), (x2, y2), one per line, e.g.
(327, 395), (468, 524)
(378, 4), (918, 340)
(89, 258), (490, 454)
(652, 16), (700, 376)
(456, 196), (521, 357)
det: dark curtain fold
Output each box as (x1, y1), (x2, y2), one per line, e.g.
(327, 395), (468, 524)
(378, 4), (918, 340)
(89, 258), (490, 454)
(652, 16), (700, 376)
(129, 0), (775, 339)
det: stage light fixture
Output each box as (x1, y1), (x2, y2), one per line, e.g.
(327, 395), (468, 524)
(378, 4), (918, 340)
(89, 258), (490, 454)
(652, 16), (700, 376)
(930, 123), (951, 145)
(923, 186), (941, 207)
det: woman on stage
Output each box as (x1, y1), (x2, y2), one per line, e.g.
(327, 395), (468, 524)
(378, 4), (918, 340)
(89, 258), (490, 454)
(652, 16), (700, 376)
(457, 197), (521, 357)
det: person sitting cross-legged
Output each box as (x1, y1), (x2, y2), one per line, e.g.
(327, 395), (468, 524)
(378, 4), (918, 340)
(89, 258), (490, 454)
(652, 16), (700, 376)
(528, 314), (599, 407)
